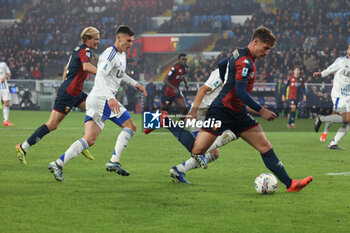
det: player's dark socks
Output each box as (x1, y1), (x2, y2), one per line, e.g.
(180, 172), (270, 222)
(27, 124), (50, 146)
(289, 111), (296, 124)
(260, 148), (292, 188)
(164, 117), (195, 153)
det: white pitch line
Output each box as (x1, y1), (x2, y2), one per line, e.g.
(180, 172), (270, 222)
(326, 172), (350, 176)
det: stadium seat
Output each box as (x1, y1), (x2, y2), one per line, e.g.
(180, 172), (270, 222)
(87, 6), (93, 13)
(102, 17), (109, 25)
(347, 36), (350, 44)
(294, 13), (300, 20)
(335, 12), (343, 21)
(94, 6), (100, 13)
(193, 15), (200, 27)
(228, 31), (234, 38)
(327, 12), (334, 19)
(216, 15), (223, 22)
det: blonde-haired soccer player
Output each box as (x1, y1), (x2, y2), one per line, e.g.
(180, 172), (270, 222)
(16, 26), (100, 164)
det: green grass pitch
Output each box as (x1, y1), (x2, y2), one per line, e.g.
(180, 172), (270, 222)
(1, 110), (350, 233)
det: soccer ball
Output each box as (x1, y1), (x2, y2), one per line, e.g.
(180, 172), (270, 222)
(254, 173), (278, 194)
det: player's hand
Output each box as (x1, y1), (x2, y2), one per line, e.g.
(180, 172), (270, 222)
(185, 109), (198, 122)
(135, 83), (147, 96)
(259, 108), (277, 121)
(185, 85), (189, 91)
(108, 98), (120, 114)
(0, 78), (5, 83)
(303, 95), (307, 102)
(281, 95), (286, 102)
(173, 88), (179, 94)
(313, 72), (322, 78)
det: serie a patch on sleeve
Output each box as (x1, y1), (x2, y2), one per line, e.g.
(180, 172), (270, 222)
(242, 67), (249, 77)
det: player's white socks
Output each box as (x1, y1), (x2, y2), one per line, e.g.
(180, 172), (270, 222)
(320, 114), (343, 124)
(21, 141), (31, 152)
(176, 153), (216, 172)
(323, 121), (333, 134)
(56, 138), (89, 167)
(329, 123), (350, 146)
(206, 130), (236, 153)
(110, 128), (134, 163)
(3, 106), (9, 122)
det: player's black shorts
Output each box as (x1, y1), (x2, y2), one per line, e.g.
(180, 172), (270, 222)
(53, 88), (87, 114)
(287, 98), (297, 106)
(202, 106), (259, 137)
(161, 94), (184, 105)
(160, 86), (184, 105)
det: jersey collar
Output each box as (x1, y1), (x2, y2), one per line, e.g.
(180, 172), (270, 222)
(112, 45), (122, 53)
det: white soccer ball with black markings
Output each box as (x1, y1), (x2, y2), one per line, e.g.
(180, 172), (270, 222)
(254, 173), (278, 194)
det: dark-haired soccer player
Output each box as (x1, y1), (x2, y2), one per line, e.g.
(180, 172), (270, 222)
(48, 25), (147, 182)
(282, 67), (306, 129)
(16, 27), (100, 164)
(157, 26), (313, 192)
(161, 53), (189, 117)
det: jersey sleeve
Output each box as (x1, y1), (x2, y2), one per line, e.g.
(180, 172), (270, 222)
(99, 53), (115, 76)
(321, 57), (342, 77)
(78, 48), (92, 63)
(235, 57), (252, 83)
(166, 66), (177, 79)
(204, 69), (222, 91)
(5, 63), (10, 74)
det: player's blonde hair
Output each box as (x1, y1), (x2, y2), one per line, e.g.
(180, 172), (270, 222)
(80, 27), (99, 43)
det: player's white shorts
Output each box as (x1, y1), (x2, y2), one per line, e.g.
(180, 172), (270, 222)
(85, 95), (130, 130)
(0, 89), (11, 101)
(332, 96), (350, 114)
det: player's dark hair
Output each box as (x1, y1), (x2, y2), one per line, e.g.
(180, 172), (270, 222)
(252, 26), (276, 47)
(178, 53), (187, 60)
(116, 25), (135, 36)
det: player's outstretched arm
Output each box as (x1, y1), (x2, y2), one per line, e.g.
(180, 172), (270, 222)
(135, 83), (147, 96)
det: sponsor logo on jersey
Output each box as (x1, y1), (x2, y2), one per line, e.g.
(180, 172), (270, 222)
(242, 59), (249, 64)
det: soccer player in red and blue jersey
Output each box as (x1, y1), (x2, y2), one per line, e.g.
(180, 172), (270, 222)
(161, 53), (189, 117)
(16, 27), (100, 164)
(282, 67), (306, 129)
(159, 26), (312, 192)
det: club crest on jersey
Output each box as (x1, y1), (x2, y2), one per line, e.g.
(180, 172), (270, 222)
(242, 67), (249, 77)
(249, 72), (255, 79)
(65, 106), (70, 113)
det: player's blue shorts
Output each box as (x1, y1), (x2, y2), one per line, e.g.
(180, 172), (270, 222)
(202, 106), (259, 137)
(287, 99), (297, 106)
(53, 89), (87, 114)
